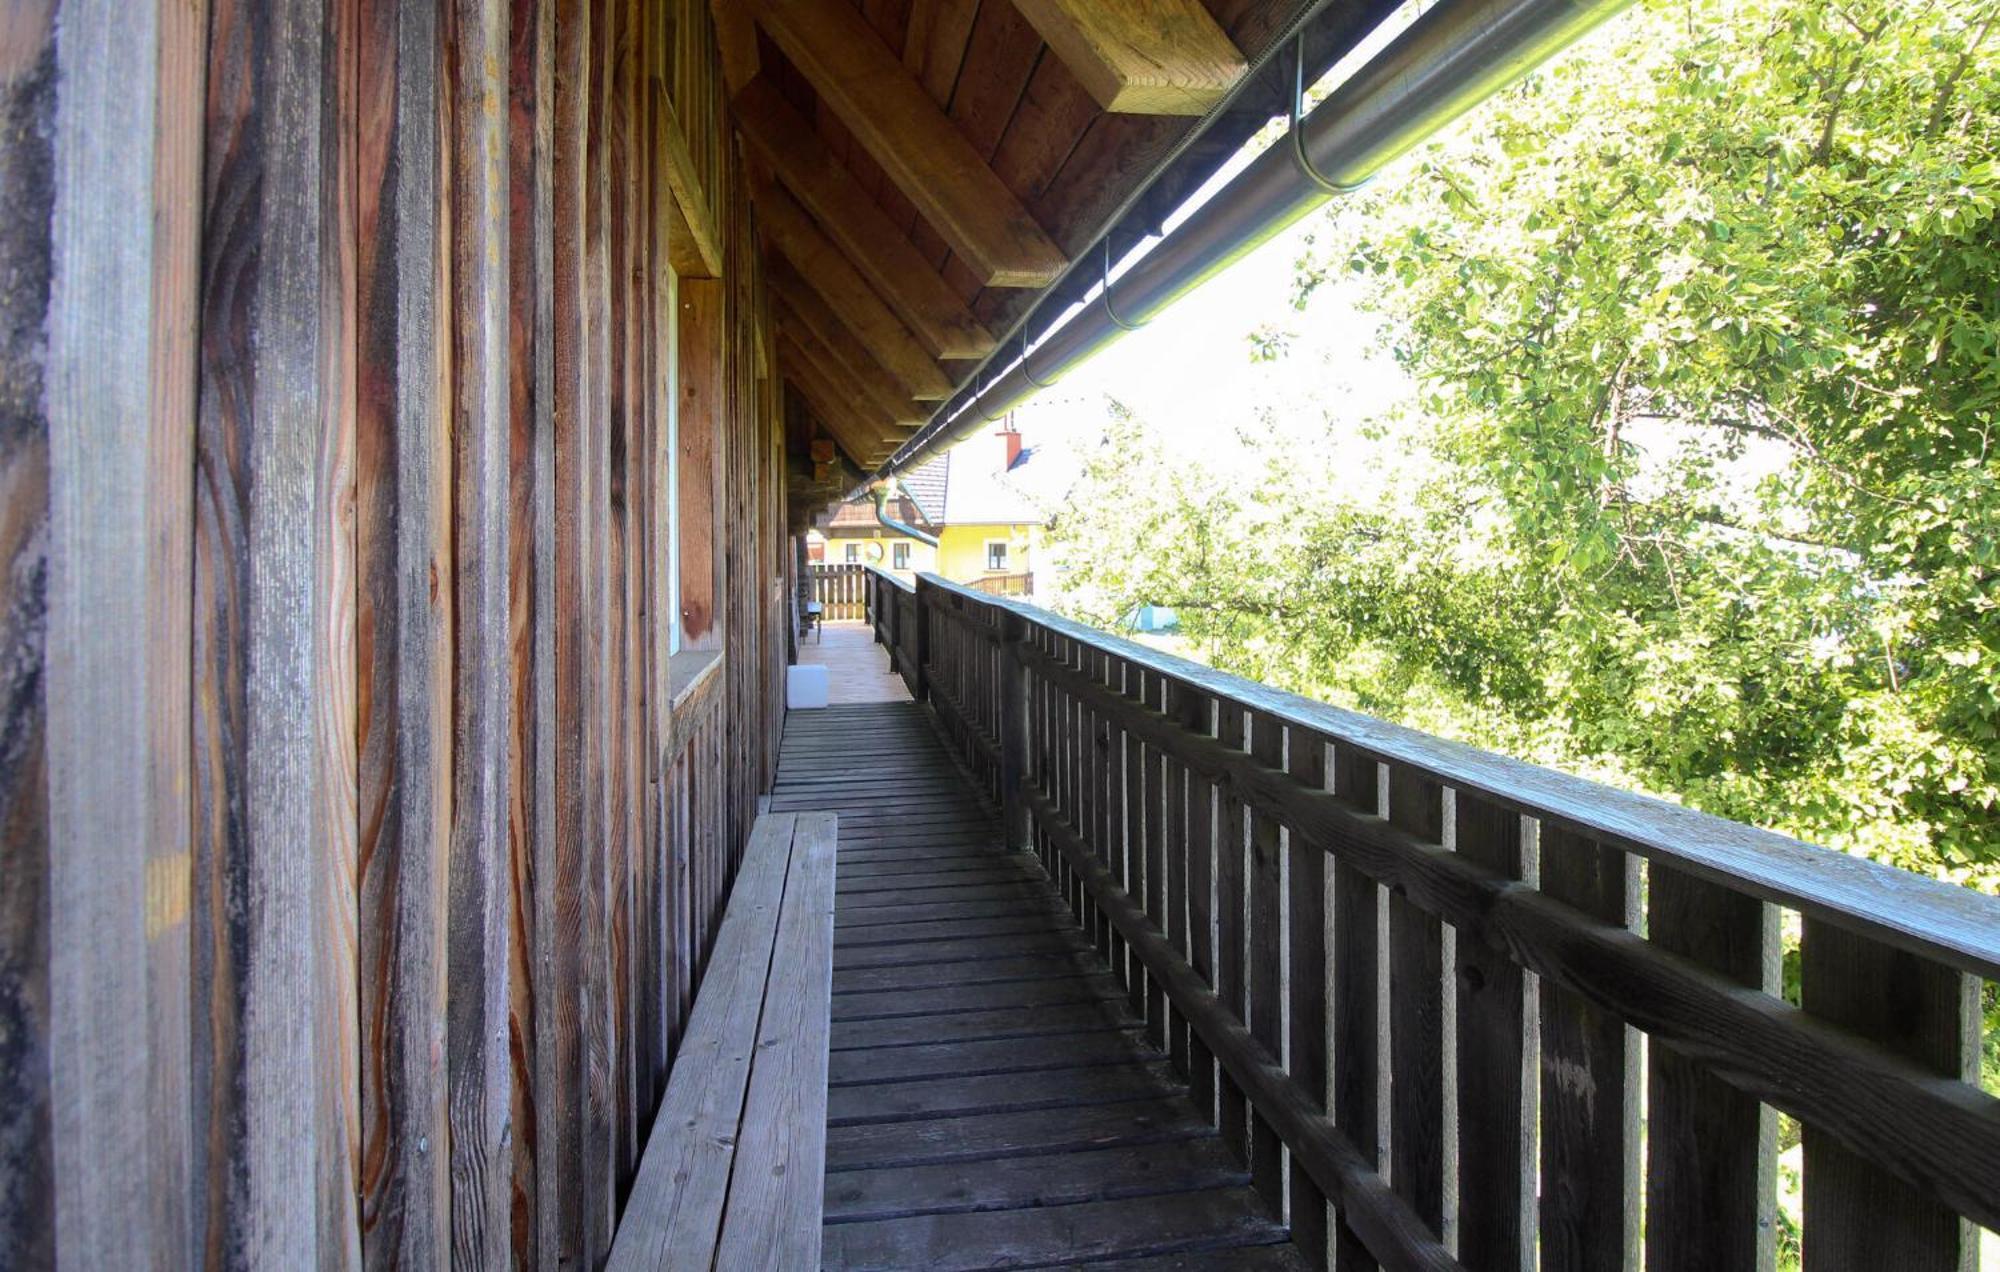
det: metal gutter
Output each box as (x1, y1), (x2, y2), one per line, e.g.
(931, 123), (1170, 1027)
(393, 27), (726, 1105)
(878, 0), (1633, 477)
(869, 479), (939, 547)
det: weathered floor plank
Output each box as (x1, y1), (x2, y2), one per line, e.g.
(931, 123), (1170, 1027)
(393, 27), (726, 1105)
(778, 654), (1307, 1271)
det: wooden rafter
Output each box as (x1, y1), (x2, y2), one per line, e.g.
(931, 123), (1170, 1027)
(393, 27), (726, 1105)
(707, 0), (760, 91)
(734, 78), (995, 360)
(785, 375), (892, 470)
(778, 333), (910, 452)
(778, 349), (899, 464)
(748, 0), (1068, 287)
(773, 304), (925, 430)
(748, 166), (954, 401)
(767, 259), (930, 425)
(1009, 0), (1246, 116)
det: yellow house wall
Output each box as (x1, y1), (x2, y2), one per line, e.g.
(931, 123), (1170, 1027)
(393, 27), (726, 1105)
(936, 524), (1037, 583)
(820, 528), (937, 580)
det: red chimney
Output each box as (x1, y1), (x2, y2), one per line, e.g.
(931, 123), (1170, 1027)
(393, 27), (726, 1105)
(998, 425), (1023, 469)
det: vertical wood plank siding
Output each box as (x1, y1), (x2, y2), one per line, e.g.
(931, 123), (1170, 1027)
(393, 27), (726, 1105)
(886, 569), (2000, 1272)
(3, 3), (785, 1266)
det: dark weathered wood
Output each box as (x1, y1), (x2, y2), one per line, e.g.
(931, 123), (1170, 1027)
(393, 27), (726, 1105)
(607, 814), (803, 1271)
(1244, 711), (1284, 1212)
(444, 0), (514, 1262)
(193, 0), (349, 1262)
(548, 0), (597, 1259)
(717, 810), (834, 1269)
(506, 0), (558, 1259)
(1645, 863), (1774, 1271)
(1285, 731), (1330, 1266)
(351, 0), (454, 1259)
(822, 1186), (1299, 1271)
(1452, 792), (1531, 1272)
(0, 10), (58, 1261)
(1800, 921), (1976, 1271)
(1212, 701), (1251, 1175)
(1180, 686), (1218, 1124)
(1331, 743), (1382, 1271)
(999, 606), (2000, 1240)
(1387, 766), (1447, 1234)
(785, 694), (1304, 1267)
(40, 1), (203, 1264)
(1020, 784), (1456, 1270)
(1537, 826), (1638, 1270)
(933, 579), (2000, 983)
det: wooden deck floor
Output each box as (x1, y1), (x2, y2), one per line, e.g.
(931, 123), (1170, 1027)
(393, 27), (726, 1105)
(773, 636), (1307, 1270)
(797, 621), (914, 704)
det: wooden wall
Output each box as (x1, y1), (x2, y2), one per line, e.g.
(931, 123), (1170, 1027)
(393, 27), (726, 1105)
(0, 2), (786, 1267)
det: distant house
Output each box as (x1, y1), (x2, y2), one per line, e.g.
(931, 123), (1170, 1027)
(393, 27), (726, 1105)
(810, 426), (1049, 597)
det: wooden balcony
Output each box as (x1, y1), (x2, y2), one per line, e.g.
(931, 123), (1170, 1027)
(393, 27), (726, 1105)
(838, 566), (2000, 1270)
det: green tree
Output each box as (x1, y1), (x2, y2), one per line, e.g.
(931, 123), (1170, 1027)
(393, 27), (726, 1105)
(1056, 0), (2000, 888)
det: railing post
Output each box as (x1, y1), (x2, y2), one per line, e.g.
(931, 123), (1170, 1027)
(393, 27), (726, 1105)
(998, 609), (1030, 851)
(913, 577), (931, 702)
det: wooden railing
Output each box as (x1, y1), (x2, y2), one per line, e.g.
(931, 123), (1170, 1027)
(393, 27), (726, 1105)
(967, 570), (1034, 597)
(810, 562), (868, 621)
(867, 568), (923, 701)
(865, 567), (2000, 1271)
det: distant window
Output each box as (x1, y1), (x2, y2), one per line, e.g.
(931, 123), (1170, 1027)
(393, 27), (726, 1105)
(892, 542), (910, 569)
(845, 543), (861, 563)
(986, 541), (1009, 571)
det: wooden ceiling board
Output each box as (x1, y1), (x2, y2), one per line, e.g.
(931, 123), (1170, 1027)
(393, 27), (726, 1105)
(944, 0), (1044, 161)
(902, 0), (980, 106)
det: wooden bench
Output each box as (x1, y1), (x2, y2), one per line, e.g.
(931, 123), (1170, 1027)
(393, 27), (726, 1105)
(608, 811), (838, 1271)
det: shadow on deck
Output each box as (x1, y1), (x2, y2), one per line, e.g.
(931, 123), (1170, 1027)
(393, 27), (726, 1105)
(775, 626), (1306, 1270)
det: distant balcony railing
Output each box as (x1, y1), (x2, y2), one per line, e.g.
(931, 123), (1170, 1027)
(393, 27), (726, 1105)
(863, 565), (2000, 1269)
(967, 570), (1033, 597)
(810, 561), (868, 621)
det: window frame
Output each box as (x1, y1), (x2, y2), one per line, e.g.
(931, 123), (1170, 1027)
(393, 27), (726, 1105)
(985, 539), (1009, 572)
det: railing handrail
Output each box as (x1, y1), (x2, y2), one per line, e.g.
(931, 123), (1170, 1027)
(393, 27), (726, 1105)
(861, 563), (914, 594)
(909, 570), (2000, 981)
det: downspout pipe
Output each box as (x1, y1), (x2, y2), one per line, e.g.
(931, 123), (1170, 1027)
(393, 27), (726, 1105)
(870, 479), (939, 548)
(878, 0), (1631, 477)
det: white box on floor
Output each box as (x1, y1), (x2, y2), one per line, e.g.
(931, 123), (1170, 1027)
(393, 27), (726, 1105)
(786, 663), (830, 709)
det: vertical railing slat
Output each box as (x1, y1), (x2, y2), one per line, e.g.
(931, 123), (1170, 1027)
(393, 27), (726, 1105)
(1453, 791), (1533, 1271)
(1182, 687), (1219, 1124)
(1387, 766), (1449, 1236)
(1539, 825), (1640, 1270)
(1214, 701), (1252, 1172)
(1286, 730), (1332, 1266)
(1800, 920), (1976, 1272)
(1246, 712), (1287, 1212)
(1331, 744), (1383, 1271)
(1142, 670), (1169, 1053)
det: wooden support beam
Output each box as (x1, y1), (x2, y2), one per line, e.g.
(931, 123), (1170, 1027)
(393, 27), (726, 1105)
(770, 290), (926, 427)
(748, 167), (954, 401)
(733, 78), (993, 359)
(777, 341), (905, 462)
(708, 0), (759, 91)
(779, 364), (896, 469)
(659, 89), (724, 277)
(775, 309), (923, 430)
(1009, 0), (1245, 116)
(748, 0), (1067, 286)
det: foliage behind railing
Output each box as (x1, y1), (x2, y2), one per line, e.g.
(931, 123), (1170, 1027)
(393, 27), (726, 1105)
(864, 566), (2000, 1271)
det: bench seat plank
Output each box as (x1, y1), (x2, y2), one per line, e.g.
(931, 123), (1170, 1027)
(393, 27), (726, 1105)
(715, 811), (838, 1269)
(607, 810), (837, 1271)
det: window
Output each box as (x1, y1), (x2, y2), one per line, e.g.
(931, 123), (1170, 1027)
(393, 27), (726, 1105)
(892, 542), (910, 570)
(986, 541), (1009, 571)
(845, 543), (861, 563)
